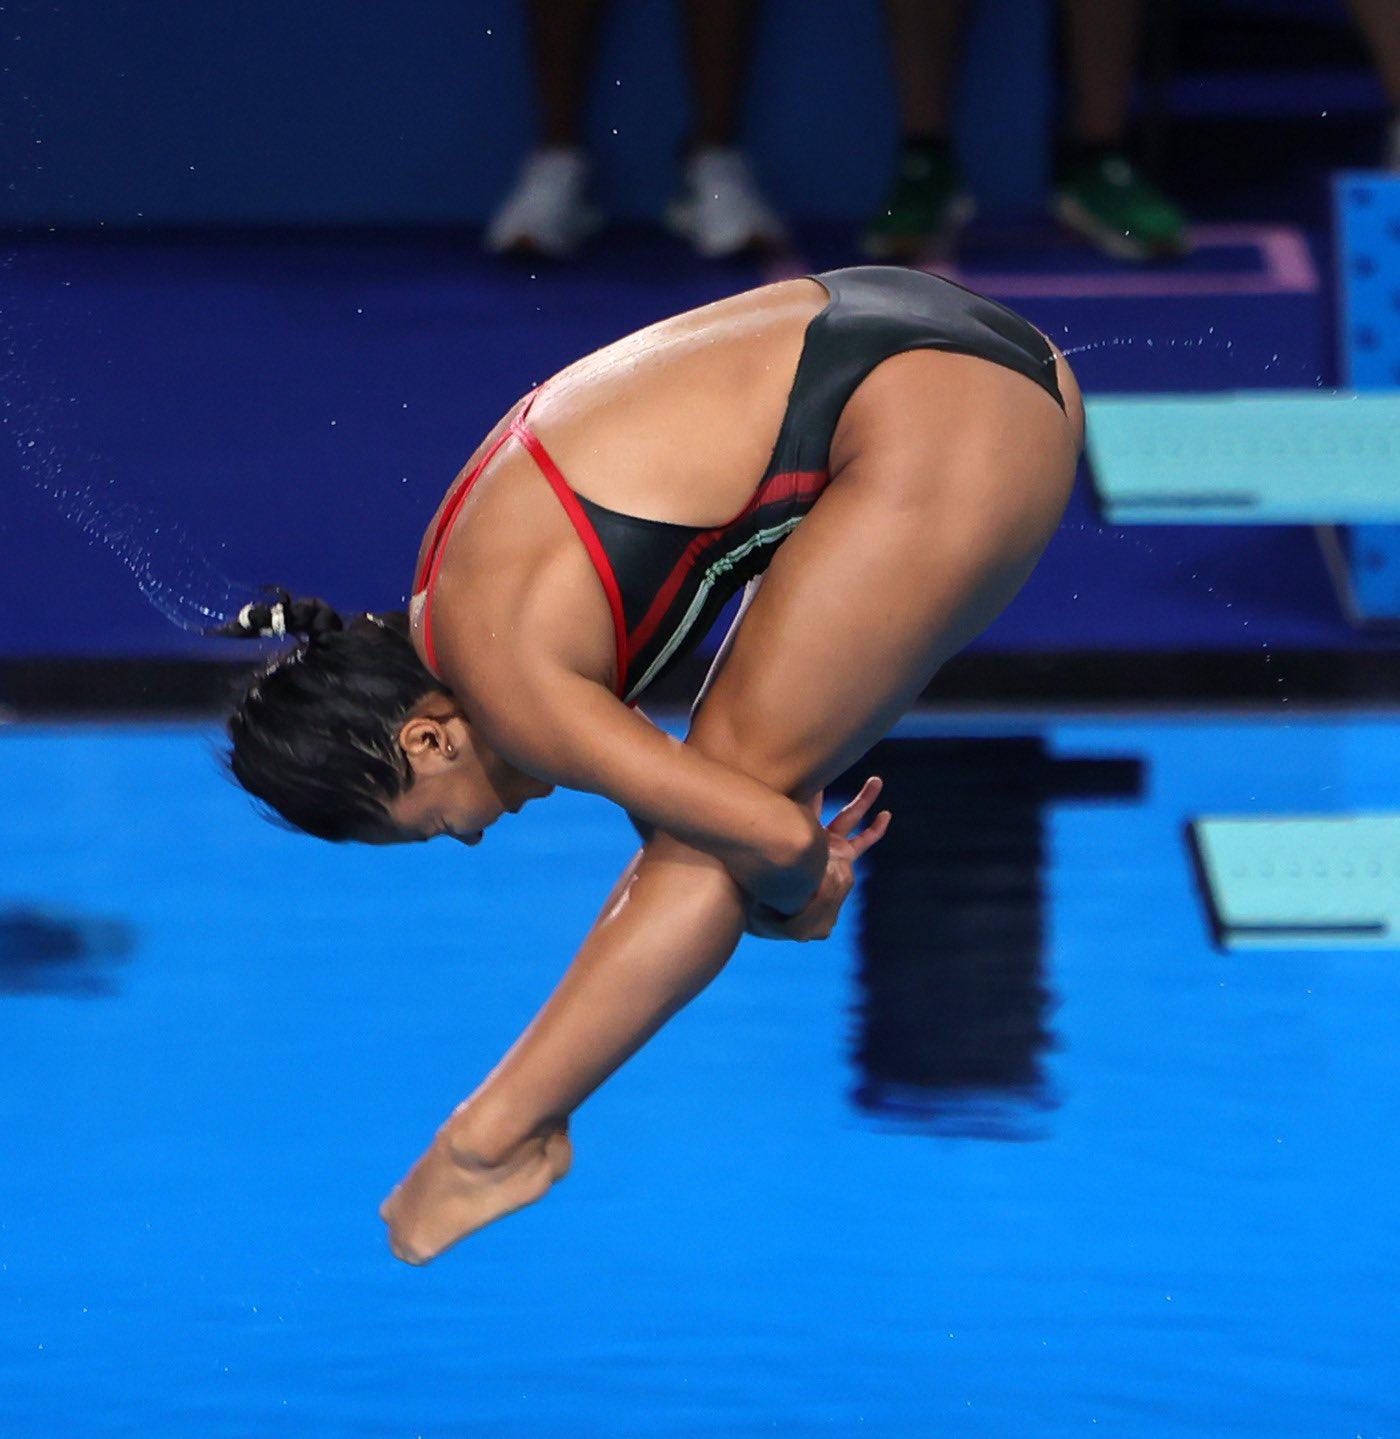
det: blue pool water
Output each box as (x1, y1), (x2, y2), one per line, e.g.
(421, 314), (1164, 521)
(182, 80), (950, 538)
(2, 714), (1398, 1437)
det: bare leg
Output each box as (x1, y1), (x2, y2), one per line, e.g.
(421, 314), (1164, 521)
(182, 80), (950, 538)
(1347, 0), (1400, 110)
(1060, 0), (1142, 146)
(684, 350), (1080, 797)
(679, 0), (759, 147)
(881, 0), (969, 139)
(380, 839), (747, 1261)
(529, 0), (608, 145)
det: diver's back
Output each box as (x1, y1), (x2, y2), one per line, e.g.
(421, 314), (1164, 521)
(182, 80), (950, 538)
(517, 277), (828, 527)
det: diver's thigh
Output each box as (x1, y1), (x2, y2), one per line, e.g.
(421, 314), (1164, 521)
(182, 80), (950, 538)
(688, 377), (1075, 798)
(686, 467), (954, 799)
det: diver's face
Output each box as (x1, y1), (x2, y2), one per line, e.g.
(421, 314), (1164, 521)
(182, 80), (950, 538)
(378, 700), (553, 846)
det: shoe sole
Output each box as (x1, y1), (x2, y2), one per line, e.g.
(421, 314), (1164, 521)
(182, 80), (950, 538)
(860, 194), (976, 263)
(664, 198), (788, 258)
(1051, 193), (1190, 262)
(484, 205), (606, 260)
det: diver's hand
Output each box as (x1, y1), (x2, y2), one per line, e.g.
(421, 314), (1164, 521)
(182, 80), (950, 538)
(380, 1110), (572, 1265)
(745, 777), (890, 943)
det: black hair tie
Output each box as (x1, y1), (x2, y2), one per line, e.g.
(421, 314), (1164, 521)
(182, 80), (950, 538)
(214, 590), (345, 641)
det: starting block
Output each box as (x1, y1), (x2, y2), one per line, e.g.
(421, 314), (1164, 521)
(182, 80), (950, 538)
(1336, 172), (1400, 392)
(1332, 172), (1400, 623)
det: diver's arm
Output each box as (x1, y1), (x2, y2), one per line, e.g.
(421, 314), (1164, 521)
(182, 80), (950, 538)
(427, 554), (824, 912)
(484, 668), (829, 916)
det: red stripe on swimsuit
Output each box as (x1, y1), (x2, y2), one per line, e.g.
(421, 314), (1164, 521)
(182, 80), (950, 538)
(623, 467), (828, 661)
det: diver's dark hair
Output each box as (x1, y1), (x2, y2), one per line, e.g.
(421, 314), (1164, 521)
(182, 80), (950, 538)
(215, 589), (447, 841)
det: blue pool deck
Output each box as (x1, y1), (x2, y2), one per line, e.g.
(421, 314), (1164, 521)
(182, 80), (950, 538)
(2, 713), (1398, 1437)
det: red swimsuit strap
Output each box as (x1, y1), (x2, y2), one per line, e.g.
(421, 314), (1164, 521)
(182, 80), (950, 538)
(508, 408), (630, 700)
(415, 389), (630, 699)
(414, 419), (518, 678)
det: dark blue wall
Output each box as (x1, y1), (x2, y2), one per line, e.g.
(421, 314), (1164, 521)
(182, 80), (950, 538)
(1, 226), (1355, 662)
(1, 0), (1052, 229)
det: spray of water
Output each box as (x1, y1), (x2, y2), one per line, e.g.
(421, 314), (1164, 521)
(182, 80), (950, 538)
(1055, 322), (1295, 715)
(2, 331), (250, 634)
(1, 23), (251, 638)
(1059, 327), (1233, 361)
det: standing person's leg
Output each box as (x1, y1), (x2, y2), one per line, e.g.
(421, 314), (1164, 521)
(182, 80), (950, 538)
(667, 0), (788, 257)
(1348, 0), (1400, 110)
(1346, 0), (1400, 168)
(863, 0), (975, 261)
(680, 0), (755, 149)
(1052, 0), (1189, 260)
(484, 0), (609, 257)
(1061, 0), (1138, 147)
(884, 0), (968, 142)
(530, 0), (608, 147)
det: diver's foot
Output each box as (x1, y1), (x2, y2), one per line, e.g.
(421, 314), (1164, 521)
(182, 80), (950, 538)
(380, 1117), (572, 1265)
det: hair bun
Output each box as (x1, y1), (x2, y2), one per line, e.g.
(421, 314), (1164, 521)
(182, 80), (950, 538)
(214, 589), (345, 641)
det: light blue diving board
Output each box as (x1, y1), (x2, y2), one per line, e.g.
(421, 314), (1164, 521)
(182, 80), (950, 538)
(1187, 813), (1400, 952)
(1085, 390), (1400, 525)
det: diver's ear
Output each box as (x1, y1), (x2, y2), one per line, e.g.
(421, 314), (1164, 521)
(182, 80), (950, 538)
(398, 715), (459, 777)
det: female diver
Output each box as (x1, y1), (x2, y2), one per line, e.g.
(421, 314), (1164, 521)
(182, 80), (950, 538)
(219, 266), (1084, 1264)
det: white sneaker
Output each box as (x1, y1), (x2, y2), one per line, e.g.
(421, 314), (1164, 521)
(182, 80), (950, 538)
(484, 148), (604, 258)
(665, 146), (789, 258)
(1386, 115), (1400, 172)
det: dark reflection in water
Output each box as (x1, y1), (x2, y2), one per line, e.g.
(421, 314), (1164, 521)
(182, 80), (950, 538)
(833, 736), (1143, 1140)
(0, 905), (135, 997)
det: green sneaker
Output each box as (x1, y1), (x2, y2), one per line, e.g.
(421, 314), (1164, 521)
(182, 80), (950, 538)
(1052, 152), (1190, 261)
(863, 144), (976, 261)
